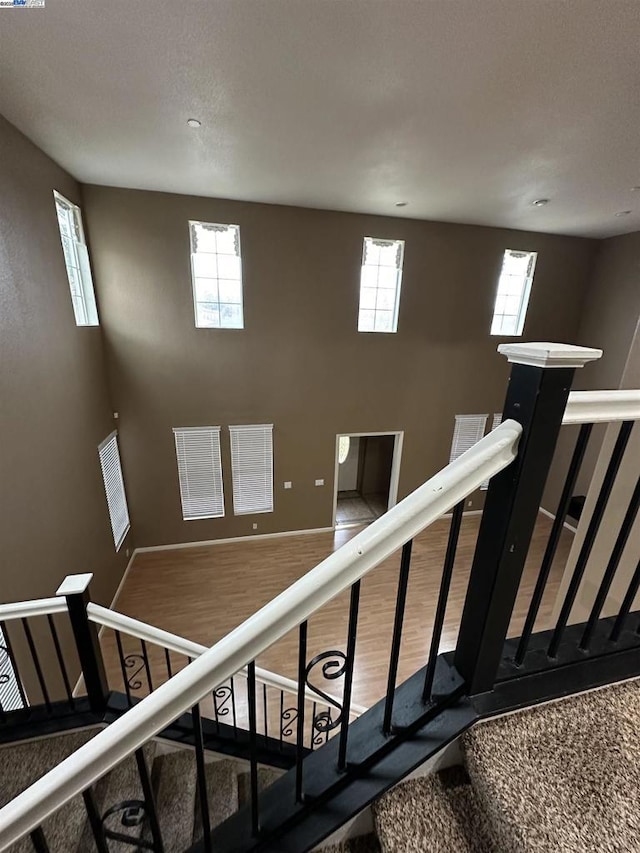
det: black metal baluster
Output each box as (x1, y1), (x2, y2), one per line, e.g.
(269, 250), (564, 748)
(21, 619), (51, 711)
(192, 703), (212, 853)
(611, 556), (640, 642)
(310, 702), (317, 749)
(549, 420), (634, 658)
(82, 788), (109, 853)
(164, 648), (173, 679)
(581, 474), (640, 651)
(423, 503), (463, 701)
(337, 580), (361, 770)
(515, 423), (593, 665)
(30, 827), (49, 853)
(140, 640), (154, 693)
(230, 676), (238, 737)
(135, 748), (164, 853)
(295, 621), (308, 803)
(115, 631), (133, 706)
(47, 614), (74, 706)
(247, 661), (260, 836)
(262, 683), (268, 740)
(212, 684), (220, 734)
(279, 691), (284, 750)
(383, 540), (413, 735)
(1, 620), (28, 708)
(325, 708), (330, 744)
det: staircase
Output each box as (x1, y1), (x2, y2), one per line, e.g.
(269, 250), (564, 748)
(1, 342), (640, 852)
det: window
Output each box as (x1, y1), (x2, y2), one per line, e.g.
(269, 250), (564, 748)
(53, 191), (99, 326)
(481, 413), (503, 489)
(189, 221), (243, 329)
(0, 626), (25, 711)
(173, 427), (224, 520)
(490, 249), (537, 336)
(98, 432), (130, 551)
(358, 237), (404, 333)
(229, 424), (274, 515)
(338, 436), (351, 465)
(449, 414), (488, 464)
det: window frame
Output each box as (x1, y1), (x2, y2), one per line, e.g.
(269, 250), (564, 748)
(357, 237), (405, 334)
(189, 220), (244, 330)
(53, 190), (99, 327)
(490, 249), (537, 337)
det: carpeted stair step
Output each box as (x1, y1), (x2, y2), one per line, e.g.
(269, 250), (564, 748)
(462, 679), (640, 852)
(147, 749), (198, 853)
(0, 729), (98, 853)
(320, 833), (381, 852)
(372, 766), (497, 853)
(237, 765), (282, 808)
(76, 742), (156, 852)
(192, 759), (239, 844)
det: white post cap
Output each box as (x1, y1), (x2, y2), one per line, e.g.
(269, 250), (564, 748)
(498, 342), (603, 369)
(56, 573), (94, 596)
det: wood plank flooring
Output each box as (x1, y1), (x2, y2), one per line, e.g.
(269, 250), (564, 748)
(101, 513), (573, 718)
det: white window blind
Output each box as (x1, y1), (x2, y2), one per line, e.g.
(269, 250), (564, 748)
(173, 427), (225, 520)
(53, 191), (99, 326)
(358, 237), (404, 333)
(449, 414), (488, 464)
(230, 424), (274, 515)
(98, 432), (130, 551)
(189, 221), (244, 329)
(481, 413), (504, 489)
(490, 249), (537, 337)
(0, 626), (25, 712)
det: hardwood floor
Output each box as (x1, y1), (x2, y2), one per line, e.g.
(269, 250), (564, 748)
(101, 513), (573, 716)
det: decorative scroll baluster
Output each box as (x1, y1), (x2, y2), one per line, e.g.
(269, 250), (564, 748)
(140, 640), (154, 693)
(115, 631), (133, 706)
(295, 622), (307, 803)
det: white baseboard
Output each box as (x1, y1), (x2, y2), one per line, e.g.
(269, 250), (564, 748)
(134, 526), (336, 555)
(109, 548), (138, 610)
(538, 506), (578, 534)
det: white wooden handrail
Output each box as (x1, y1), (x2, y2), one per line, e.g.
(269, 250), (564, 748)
(87, 603), (366, 715)
(563, 389), (640, 425)
(0, 419), (521, 850)
(0, 598), (67, 621)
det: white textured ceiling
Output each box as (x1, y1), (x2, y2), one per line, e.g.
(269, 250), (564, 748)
(1, 0), (640, 238)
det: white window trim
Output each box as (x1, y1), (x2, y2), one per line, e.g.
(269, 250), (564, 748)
(490, 249), (537, 337)
(173, 426), (225, 521)
(357, 237), (405, 334)
(229, 424), (274, 516)
(189, 221), (244, 330)
(98, 431), (130, 551)
(53, 190), (99, 327)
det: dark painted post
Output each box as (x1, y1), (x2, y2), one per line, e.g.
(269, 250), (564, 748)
(453, 343), (601, 695)
(56, 573), (109, 712)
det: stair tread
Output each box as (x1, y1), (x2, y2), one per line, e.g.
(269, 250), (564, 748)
(462, 679), (640, 852)
(373, 766), (496, 853)
(237, 766), (282, 809)
(320, 833), (381, 852)
(149, 750), (198, 853)
(0, 729), (98, 853)
(192, 759), (240, 843)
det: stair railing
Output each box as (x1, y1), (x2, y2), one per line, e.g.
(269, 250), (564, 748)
(0, 389), (523, 849)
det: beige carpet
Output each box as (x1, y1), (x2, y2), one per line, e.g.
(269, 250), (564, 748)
(463, 679), (640, 852)
(372, 765), (496, 852)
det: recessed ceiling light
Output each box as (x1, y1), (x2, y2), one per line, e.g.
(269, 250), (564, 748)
(615, 210), (632, 217)
(531, 198), (549, 207)
(395, 202), (408, 207)
(187, 118), (201, 128)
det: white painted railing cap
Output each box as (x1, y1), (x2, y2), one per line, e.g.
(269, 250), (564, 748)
(498, 342), (602, 369)
(56, 574), (94, 597)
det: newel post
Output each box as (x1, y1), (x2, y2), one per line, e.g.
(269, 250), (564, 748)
(454, 342), (602, 695)
(57, 573), (109, 712)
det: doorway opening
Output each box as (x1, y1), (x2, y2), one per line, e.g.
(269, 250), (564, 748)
(333, 431), (403, 529)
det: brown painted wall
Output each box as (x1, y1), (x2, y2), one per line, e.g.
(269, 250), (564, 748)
(360, 436), (395, 497)
(0, 116), (129, 696)
(543, 232), (640, 511)
(81, 185), (596, 548)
